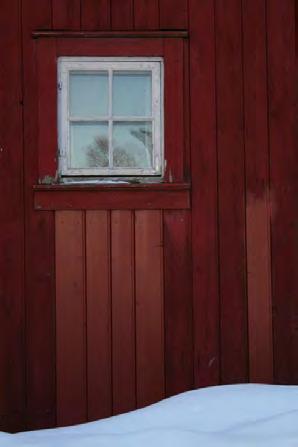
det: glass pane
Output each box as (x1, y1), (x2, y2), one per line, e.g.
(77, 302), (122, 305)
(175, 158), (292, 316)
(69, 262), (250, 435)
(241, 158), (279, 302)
(69, 72), (108, 117)
(70, 122), (109, 168)
(113, 72), (152, 117)
(113, 122), (153, 168)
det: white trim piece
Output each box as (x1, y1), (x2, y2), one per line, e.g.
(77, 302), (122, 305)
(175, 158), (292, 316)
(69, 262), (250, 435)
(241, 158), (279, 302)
(57, 57), (164, 177)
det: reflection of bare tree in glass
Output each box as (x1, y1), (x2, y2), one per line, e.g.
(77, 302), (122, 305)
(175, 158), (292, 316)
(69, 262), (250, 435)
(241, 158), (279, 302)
(87, 126), (153, 168)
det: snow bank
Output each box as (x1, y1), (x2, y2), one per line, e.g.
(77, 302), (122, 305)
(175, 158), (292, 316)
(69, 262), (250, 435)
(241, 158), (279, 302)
(1, 384), (298, 446)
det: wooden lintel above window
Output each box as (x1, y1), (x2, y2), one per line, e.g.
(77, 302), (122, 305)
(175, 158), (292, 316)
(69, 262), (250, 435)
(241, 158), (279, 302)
(33, 183), (191, 210)
(32, 30), (189, 40)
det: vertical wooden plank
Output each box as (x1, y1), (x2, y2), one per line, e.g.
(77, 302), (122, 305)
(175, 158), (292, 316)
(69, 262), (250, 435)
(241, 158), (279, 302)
(135, 211), (164, 408)
(21, 0), (56, 430)
(242, 0), (273, 383)
(56, 211), (87, 426)
(134, 0), (159, 29)
(267, 0), (297, 383)
(52, 0), (81, 30)
(111, 211), (136, 414)
(159, 0), (188, 30)
(189, 0), (220, 387)
(0, 0), (25, 431)
(37, 38), (57, 182)
(81, 0), (110, 30)
(216, 0), (248, 383)
(164, 211), (193, 396)
(111, 0), (133, 30)
(164, 38), (185, 182)
(86, 211), (112, 421)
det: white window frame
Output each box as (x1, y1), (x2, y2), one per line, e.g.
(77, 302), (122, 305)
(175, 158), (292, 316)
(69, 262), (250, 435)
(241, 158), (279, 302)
(58, 57), (164, 177)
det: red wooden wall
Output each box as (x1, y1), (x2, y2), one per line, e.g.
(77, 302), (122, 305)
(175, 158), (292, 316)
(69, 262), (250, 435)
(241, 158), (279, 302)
(0, 0), (297, 433)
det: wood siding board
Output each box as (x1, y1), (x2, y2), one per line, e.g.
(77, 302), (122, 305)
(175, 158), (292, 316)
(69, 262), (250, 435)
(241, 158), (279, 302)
(34, 189), (190, 210)
(189, 0), (220, 387)
(111, 211), (136, 414)
(134, 0), (159, 30)
(81, 0), (111, 30)
(56, 211), (87, 426)
(0, 0), (25, 432)
(52, 0), (81, 30)
(22, 0), (56, 430)
(135, 211), (165, 408)
(111, 0), (134, 30)
(164, 211), (193, 396)
(267, 0), (297, 383)
(216, 0), (248, 383)
(163, 38), (185, 182)
(242, 0), (273, 383)
(86, 211), (112, 420)
(159, 0), (188, 30)
(37, 38), (57, 181)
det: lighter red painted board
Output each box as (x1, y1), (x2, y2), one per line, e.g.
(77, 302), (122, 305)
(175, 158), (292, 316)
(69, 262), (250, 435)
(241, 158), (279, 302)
(242, 0), (273, 383)
(111, 211), (136, 414)
(56, 211), (87, 426)
(86, 211), (112, 420)
(135, 211), (164, 408)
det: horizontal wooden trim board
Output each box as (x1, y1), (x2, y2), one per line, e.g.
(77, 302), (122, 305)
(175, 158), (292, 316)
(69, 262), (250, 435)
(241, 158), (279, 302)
(33, 183), (191, 210)
(32, 30), (189, 39)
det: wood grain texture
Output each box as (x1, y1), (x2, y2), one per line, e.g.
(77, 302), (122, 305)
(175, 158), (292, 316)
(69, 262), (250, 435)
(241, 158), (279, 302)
(111, 0), (133, 30)
(242, 0), (273, 383)
(216, 0), (248, 383)
(81, 0), (110, 30)
(134, 0), (159, 29)
(86, 211), (112, 420)
(52, 0), (81, 30)
(111, 211), (136, 414)
(135, 211), (164, 408)
(267, 0), (298, 383)
(0, 0), (25, 432)
(21, 0), (55, 430)
(56, 211), (87, 426)
(159, 0), (188, 29)
(189, 0), (220, 387)
(164, 211), (193, 396)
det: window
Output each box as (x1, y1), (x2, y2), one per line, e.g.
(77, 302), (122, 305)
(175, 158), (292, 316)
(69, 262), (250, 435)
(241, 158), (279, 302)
(58, 57), (164, 177)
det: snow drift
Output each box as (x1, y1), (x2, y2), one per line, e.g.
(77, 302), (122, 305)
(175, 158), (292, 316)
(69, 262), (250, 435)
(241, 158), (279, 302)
(1, 384), (298, 446)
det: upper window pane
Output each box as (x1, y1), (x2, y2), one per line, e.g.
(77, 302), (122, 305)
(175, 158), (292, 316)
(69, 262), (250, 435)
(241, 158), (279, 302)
(112, 72), (152, 117)
(69, 72), (108, 117)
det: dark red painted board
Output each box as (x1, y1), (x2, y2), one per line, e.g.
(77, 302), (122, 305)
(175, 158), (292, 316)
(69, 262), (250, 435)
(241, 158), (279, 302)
(159, 0), (188, 30)
(22, 0), (56, 430)
(134, 0), (159, 30)
(164, 210), (193, 396)
(111, 211), (136, 414)
(81, 0), (110, 30)
(216, 0), (248, 384)
(267, 0), (298, 383)
(86, 211), (112, 420)
(52, 0), (81, 30)
(189, 0), (220, 387)
(0, 0), (25, 432)
(135, 211), (165, 407)
(111, 0), (133, 30)
(55, 211), (87, 426)
(34, 189), (190, 210)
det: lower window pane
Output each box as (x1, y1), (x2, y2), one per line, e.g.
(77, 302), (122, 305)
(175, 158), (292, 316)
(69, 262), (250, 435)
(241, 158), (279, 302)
(112, 122), (153, 168)
(70, 122), (109, 168)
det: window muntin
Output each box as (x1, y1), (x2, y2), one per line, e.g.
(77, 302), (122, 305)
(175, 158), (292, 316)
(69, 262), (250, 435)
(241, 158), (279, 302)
(58, 57), (163, 177)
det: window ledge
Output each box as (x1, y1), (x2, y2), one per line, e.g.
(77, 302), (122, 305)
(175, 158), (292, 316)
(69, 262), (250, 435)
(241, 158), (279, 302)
(33, 182), (191, 210)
